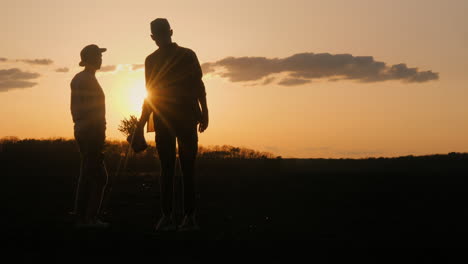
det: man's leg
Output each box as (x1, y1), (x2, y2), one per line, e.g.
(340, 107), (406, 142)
(177, 124), (198, 217)
(97, 161), (109, 217)
(73, 135), (91, 224)
(86, 149), (108, 223)
(156, 122), (177, 217)
(72, 155), (84, 216)
(84, 152), (108, 223)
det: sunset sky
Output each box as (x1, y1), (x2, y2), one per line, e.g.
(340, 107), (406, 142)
(1, 0), (467, 158)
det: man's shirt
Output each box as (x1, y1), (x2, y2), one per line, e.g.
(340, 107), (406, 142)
(70, 70), (106, 134)
(145, 42), (206, 129)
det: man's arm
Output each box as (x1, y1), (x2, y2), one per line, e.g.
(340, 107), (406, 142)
(137, 57), (153, 129)
(137, 100), (151, 129)
(190, 50), (209, 132)
(70, 78), (89, 124)
(198, 93), (209, 133)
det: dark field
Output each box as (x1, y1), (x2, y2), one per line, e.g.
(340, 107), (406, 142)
(2, 139), (468, 253)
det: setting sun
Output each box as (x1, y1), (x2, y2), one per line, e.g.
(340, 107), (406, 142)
(107, 73), (148, 118)
(128, 79), (147, 115)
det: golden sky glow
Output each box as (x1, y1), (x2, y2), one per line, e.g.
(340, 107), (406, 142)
(1, 0), (467, 158)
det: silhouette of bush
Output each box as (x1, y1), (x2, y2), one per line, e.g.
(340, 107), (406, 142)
(118, 115), (139, 137)
(198, 145), (274, 159)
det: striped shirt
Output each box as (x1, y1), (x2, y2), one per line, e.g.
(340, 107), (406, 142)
(70, 70), (106, 134)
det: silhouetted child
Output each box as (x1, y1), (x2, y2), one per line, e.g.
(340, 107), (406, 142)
(70, 44), (109, 228)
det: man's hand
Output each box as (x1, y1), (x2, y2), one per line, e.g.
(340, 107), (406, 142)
(198, 95), (209, 133)
(199, 111), (209, 133)
(136, 119), (145, 132)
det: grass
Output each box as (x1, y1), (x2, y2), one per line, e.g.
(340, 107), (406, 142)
(2, 138), (468, 251)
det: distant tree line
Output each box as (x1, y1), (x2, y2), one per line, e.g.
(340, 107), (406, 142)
(0, 137), (275, 160)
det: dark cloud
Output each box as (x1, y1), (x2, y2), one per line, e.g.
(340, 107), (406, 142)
(0, 58), (7, 62)
(202, 52), (439, 86)
(201, 62), (215, 74)
(262, 77), (276, 85)
(19, 59), (54, 65)
(0, 80), (38, 91)
(0, 68), (40, 80)
(132, 64), (144, 70)
(277, 78), (311, 86)
(99, 65), (117, 72)
(0, 68), (40, 92)
(55, 67), (69, 73)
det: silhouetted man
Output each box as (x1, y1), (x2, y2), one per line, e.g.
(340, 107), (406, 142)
(136, 18), (209, 231)
(70, 44), (109, 228)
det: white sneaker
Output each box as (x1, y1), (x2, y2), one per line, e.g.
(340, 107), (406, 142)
(177, 215), (200, 232)
(155, 215), (177, 231)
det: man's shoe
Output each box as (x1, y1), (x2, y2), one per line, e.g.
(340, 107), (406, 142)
(177, 215), (200, 232)
(155, 215), (177, 231)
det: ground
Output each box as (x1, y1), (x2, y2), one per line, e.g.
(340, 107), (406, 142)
(3, 141), (468, 255)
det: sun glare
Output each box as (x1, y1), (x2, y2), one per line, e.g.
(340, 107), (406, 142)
(127, 79), (147, 116)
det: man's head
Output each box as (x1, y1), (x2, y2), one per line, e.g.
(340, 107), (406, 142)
(79, 44), (106, 70)
(150, 18), (173, 47)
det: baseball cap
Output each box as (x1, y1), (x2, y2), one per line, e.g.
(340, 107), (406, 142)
(150, 18), (171, 35)
(79, 44), (107, 67)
